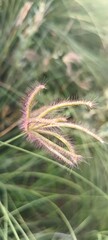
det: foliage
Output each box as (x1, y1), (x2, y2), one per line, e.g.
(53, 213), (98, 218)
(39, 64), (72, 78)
(0, 0), (108, 239)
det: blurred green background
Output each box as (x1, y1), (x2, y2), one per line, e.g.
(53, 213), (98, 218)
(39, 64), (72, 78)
(0, 0), (108, 239)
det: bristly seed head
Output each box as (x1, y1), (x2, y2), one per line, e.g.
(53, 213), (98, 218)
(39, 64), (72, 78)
(20, 83), (104, 167)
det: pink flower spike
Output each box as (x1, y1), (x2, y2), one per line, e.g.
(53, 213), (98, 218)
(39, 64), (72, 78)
(20, 83), (104, 167)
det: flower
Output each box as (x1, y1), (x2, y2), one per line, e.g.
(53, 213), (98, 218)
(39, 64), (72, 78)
(20, 84), (103, 167)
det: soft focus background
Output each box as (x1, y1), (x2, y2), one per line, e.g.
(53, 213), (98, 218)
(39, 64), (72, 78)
(0, 1), (108, 239)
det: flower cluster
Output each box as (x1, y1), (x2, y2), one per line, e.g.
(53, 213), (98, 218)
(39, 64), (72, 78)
(20, 84), (103, 167)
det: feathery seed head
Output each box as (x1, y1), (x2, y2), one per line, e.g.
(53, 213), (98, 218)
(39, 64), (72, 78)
(20, 83), (103, 167)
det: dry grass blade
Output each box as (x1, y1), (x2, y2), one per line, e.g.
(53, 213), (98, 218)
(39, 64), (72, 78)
(15, 1), (33, 27)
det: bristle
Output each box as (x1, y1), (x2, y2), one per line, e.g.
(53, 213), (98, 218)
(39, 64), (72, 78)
(38, 99), (94, 118)
(37, 128), (76, 154)
(19, 83), (104, 168)
(20, 83), (46, 131)
(41, 122), (103, 144)
(32, 131), (81, 165)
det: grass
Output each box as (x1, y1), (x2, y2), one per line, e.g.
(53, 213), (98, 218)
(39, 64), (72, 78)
(0, 0), (108, 239)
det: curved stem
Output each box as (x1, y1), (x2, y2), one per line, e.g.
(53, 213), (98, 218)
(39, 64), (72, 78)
(38, 100), (93, 118)
(41, 122), (103, 143)
(37, 129), (76, 154)
(25, 84), (45, 119)
(31, 131), (79, 165)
